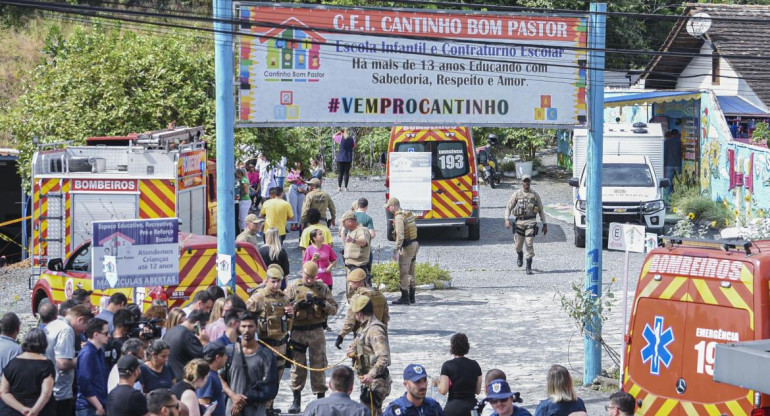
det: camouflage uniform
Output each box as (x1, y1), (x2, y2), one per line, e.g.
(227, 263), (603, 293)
(504, 188), (546, 259)
(236, 229), (261, 248)
(352, 315), (391, 416)
(246, 286), (292, 389)
(300, 189), (336, 226)
(285, 280), (338, 394)
(344, 225), (372, 270)
(340, 289), (389, 338)
(393, 210), (419, 291)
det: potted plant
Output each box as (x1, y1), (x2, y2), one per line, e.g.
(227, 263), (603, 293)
(512, 129), (549, 179)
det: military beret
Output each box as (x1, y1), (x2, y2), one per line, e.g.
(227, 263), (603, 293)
(350, 295), (371, 313)
(347, 268), (366, 282)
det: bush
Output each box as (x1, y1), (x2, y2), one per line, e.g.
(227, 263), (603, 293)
(371, 262), (452, 292)
(673, 194), (733, 224)
(497, 159), (516, 173)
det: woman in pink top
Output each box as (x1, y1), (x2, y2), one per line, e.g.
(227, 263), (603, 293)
(302, 229), (337, 290)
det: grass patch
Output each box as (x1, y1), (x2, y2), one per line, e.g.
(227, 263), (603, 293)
(371, 261), (452, 292)
(671, 185), (733, 225)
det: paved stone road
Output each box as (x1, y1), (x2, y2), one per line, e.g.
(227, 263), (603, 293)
(272, 161), (650, 416)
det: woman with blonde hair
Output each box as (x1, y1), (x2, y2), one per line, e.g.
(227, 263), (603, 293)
(258, 227), (290, 289)
(170, 359), (216, 416)
(533, 365), (586, 416)
(204, 297), (225, 339)
(165, 307), (186, 332)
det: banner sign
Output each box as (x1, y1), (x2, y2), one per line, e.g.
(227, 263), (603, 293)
(237, 3), (587, 127)
(92, 218), (179, 290)
(178, 149), (207, 190)
(388, 152), (432, 211)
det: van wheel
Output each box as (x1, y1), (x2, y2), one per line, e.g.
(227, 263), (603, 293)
(574, 223), (586, 248)
(468, 222), (480, 241)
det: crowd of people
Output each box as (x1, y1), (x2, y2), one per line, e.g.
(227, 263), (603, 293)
(0, 144), (628, 416)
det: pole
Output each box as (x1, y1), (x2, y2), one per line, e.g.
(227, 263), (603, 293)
(214, 0), (236, 292)
(619, 248), (629, 385)
(584, 2), (606, 386)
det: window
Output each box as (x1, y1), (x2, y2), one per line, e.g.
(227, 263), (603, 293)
(65, 243), (92, 273)
(600, 164), (654, 187)
(712, 53), (720, 85)
(395, 141), (469, 180)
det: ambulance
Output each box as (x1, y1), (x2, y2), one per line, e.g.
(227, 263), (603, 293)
(28, 126), (266, 312)
(385, 126), (480, 240)
(623, 236), (770, 415)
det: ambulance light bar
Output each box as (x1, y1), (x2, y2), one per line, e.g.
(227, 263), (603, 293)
(659, 236), (754, 255)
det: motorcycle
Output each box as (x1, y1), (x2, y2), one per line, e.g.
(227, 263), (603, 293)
(476, 134), (502, 188)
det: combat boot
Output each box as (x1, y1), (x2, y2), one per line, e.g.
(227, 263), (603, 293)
(516, 251), (524, 267)
(409, 287), (416, 304)
(392, 290), (410, 305)
(526, 258), (533, 275)
(288, 390), (301, 414)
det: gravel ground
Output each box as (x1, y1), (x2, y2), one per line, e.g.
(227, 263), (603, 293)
(2, 152), (649, 415)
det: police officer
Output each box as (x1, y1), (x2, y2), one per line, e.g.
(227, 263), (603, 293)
(382, 364), (444, 416)
(342, 212), (372, 279)
(236, 213), (265, 248)
(335, 268), (389, 350)
(504, 175), (547, 275)
(346, 296), (391, 416)
(386, 197), (419, 305)
(300, 178), (337, 228)
(285, 261), (338, 414)
(246, 264), (294, 416)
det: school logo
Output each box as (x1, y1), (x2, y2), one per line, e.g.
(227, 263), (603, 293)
(641, 316), (675, 375)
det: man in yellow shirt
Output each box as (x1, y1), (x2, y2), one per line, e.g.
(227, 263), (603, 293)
(299, 208), (333, 253)
(260, 186), (294, 243)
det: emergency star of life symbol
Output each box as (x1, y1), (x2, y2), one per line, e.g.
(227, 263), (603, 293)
(641, 316), (674, 375)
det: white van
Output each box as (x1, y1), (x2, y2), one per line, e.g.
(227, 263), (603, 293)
(569, 155), (669, 247)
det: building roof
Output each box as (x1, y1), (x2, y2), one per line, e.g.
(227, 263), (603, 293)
(640, 3), (770, 107)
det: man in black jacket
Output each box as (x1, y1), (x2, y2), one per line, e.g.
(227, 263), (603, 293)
(162, 309), (208, 380)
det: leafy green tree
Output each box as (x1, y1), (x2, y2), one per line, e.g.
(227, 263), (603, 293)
(2, 23), (215, 185)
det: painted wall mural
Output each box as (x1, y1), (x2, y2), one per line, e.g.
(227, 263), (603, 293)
(700, 91), (770, 218)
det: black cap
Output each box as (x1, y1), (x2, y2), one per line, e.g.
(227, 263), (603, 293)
(203, 341), (226, 360)
(117, 355), (140, 375)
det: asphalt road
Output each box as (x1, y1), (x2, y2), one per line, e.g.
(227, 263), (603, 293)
(273, 159), (649, 416)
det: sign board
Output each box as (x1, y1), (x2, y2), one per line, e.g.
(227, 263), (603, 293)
(217, 254), (233, 286)
(608, 222), (646, 253)
(623, 224), (646, 253)
(644, 232), (658, 253)
(608, 222), (625, 251)
(388, 152), (432, 211)
(236, 3), (587, 126)
(92, 218), (179, 290)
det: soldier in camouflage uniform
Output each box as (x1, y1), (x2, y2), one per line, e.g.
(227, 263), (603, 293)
(346, 296), (391, 416)
(236, 214), (264, 248)
(335, 268), (389, 350)
(285, 261), (338, 413)
(386, 197), (419, 305)
(504, 175), (547, 275)
(246, 264), (293, 416)
(300, 178), (337, 228)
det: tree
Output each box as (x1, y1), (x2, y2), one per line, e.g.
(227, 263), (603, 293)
(2, 23), (215, 184)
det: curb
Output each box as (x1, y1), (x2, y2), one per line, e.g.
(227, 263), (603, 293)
(378, 279), (453, 293)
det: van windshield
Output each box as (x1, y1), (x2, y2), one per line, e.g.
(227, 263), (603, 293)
(598, 163), (654, 187)
(395, 141), (469, 180)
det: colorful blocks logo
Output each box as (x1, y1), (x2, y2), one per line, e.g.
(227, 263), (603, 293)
(280, 91), (293, 105)
(534, 108), (545, 120)
(286, 105), (300, 120)
(534, 95), (557, 121)
(541, 95), (552, 108)
(273, 105), (287, 120)
(547, 108), (558, 120)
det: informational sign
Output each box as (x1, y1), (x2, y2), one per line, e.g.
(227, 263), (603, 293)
(624, 224), (646, 253)
(388, 152), (432, 212)
(178, 149), (207, 190)
(92, 218), (179, 290)
(645, 232), (658, 253)
(608, 222), (626, 251)
(217, 254), (233, 286)
(72, 179), (138, 193)
(237, 3), (587, 126)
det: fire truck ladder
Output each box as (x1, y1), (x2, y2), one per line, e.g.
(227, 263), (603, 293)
(33, 178), (67, 277)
